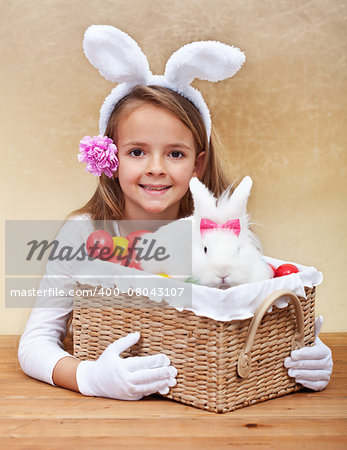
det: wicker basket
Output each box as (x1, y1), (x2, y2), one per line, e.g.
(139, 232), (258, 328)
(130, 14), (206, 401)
(72, 284), (315, 413)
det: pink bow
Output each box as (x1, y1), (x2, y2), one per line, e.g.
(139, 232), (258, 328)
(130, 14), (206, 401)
(200, 218), (241, 237)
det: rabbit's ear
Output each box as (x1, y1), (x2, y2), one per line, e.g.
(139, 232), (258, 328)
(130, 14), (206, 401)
(83, 25), (151, 84)
(189, 177), (216, 216)
(228, 176), (253, 216)
(165, 41), (245, 89)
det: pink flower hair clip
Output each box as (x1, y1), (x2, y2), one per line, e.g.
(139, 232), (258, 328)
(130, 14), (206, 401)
(78, 135), (119, 178)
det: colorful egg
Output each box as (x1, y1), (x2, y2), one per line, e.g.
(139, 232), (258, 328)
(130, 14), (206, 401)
(112, 236), (129, 257)
(274, 264), (299, 277)
(86, 230), (113, 260)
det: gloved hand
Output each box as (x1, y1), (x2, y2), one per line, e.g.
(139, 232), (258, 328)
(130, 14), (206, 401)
(284, 316), (333, 391)
(76, 331), (177, 400)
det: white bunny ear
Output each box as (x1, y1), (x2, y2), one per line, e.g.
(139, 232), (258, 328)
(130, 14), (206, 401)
(165, 41), (245, 89)
(227, 176), (253, 216)
(189, 177), (216, 216)
(83, 25), (151, 84)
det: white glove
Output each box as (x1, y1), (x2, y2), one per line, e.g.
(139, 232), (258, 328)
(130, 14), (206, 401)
(76, 332), (177, 400)
(284, 316), (333, 391)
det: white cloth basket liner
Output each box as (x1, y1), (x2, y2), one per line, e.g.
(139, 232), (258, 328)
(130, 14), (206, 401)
(73, 255), (322, 322)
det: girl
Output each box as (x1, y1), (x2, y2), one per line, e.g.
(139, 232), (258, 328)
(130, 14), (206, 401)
(18, 26), (332, 400)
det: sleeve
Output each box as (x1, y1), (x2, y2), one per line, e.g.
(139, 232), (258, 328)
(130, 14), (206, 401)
(17, 216), (93, 385)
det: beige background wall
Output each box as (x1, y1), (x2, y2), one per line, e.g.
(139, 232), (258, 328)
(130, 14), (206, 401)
(1, 0), (346, 333)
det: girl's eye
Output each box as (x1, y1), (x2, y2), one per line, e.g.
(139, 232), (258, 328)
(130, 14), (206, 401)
(204, 246), (207, 253)
(169, 150), (184, 159)
(130, 149), (144, 157)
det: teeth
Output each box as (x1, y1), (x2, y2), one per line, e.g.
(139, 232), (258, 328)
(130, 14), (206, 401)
(142, 186), (169, 191)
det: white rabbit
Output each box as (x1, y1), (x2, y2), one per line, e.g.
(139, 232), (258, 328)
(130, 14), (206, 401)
(188, 176), (273, 288)
(139, 176), (272, 288)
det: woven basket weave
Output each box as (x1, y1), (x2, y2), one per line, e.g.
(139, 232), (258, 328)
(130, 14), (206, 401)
(72, 284), (315, 413)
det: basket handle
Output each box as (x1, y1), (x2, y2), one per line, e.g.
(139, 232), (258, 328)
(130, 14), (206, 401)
(237, 289), (305, 379)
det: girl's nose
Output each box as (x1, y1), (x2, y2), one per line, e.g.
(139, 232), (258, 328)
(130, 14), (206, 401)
(145, 155), (167, 176)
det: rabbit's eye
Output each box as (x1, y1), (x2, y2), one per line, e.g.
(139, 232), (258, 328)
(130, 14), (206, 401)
(204, 246), (207, 253)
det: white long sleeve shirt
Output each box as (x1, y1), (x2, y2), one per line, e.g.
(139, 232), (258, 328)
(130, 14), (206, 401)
(17, 216), (120, 385)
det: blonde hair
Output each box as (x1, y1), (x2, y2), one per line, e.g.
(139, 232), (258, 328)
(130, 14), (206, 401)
(71, 85), (230, 220)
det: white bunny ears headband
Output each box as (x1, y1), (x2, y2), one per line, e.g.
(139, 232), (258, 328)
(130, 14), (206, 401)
(83, 25), (246, 140)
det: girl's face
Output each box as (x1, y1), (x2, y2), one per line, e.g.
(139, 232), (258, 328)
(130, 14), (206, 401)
(115, 103), (205, 221)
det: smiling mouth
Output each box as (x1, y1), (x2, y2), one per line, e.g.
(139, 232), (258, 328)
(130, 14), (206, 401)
(139, 184), (171, 191)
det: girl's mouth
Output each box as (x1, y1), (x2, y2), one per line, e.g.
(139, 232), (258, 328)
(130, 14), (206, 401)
(139, 184), (171, 194)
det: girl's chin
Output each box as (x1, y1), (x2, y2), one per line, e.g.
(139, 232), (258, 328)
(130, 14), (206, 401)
(141, 201), (178, 216)
(143, 205), (169, 214)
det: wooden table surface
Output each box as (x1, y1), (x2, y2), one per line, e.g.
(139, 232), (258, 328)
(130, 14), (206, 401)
(1, 334), (346, 449)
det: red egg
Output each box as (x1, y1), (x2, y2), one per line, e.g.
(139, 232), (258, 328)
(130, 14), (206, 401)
(274, 263), (299, 277)
(121, 230), (151, 269)
(125, 230), (152, 247)
(86, 230), (114, 260)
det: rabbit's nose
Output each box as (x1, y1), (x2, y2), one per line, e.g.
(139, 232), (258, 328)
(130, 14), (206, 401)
(219, 274), (229, 283)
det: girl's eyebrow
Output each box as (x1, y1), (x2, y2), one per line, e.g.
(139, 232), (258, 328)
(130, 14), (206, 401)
(168, 142), (193, 150)
(122, 141), (193, 150)
(122, 141), (148, 147)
